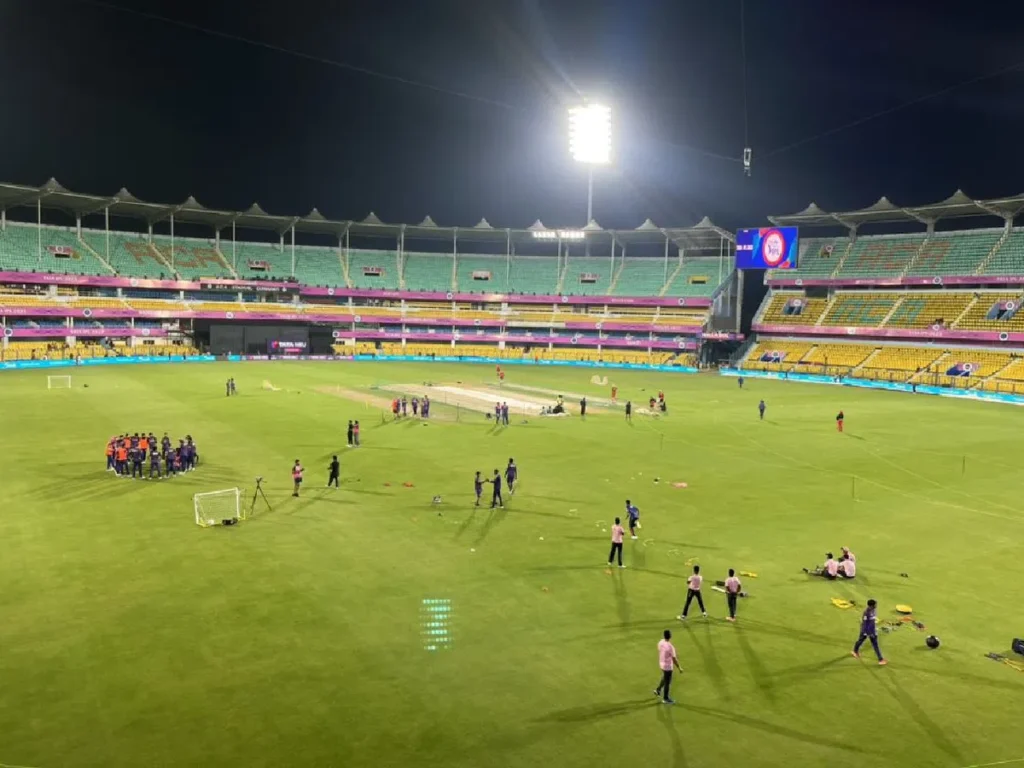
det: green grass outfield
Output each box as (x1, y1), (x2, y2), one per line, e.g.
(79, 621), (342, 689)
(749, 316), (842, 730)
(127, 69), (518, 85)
(1, 362), (1022, 768)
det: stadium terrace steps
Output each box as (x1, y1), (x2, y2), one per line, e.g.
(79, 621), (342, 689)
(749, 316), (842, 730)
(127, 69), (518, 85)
(606, 260), (625, 295)
(612, 257), (666, 296)
(758, 292), (829, 325)
(0, 225), (110, 276)
(151, 238), (232, 280)
(835, 234), (925, 278)
(455, 256), (509, 294)
(75, 237), (117, 275)
(905, 230), (1002, 277)
(980, 229), (1024, 275)
(82, 230), (176, 279)
(661, 258), (725, 298)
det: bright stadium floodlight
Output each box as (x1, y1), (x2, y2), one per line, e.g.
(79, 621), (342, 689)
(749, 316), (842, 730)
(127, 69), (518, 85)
(531, 229), (586, 241)
(569, 102), (611, 240)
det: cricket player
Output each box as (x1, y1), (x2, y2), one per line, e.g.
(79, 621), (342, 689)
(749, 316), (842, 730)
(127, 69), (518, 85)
(654, 630), (683, 704)
(625, 500), (640, 539)
(724, 569), (741, 622)
(852, 599), (886, 665)
(474, 471), (483, 507)
(504, 459), (518, 494)
(679, 565), (707, 619)
(487, 469), (504, 509)
(608, 517), (625, 568)
(292, 460), (304, 497)
(836, 410), (845, 432)
(625, 400), (632, 421)
(327, 455), (340, 488)
(758, 399), (766, 420)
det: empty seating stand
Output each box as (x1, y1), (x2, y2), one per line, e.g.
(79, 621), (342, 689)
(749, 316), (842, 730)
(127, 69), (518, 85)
(758, 293), (829, 325)
(662, 258), (725, 298)
(151, 237), (234, 279)
(906, 230), (1000, 276)
(835, 234), (924, 278)
(349, 249), (400, 290)
(509, 256), (559, 294)
(982, 230), (1024, 275)
(563, 257), (612, 296)
(770, 237), (848, 280)
(613, 257), (667, 296)
(456, 255), (508, 294)
(403, 253), (454, 292)
(82, 230), (171, 279)
(0, 225), (108, 276)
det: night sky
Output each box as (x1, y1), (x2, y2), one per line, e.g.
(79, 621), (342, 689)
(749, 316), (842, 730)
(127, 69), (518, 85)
(2, 0), (1024, 232)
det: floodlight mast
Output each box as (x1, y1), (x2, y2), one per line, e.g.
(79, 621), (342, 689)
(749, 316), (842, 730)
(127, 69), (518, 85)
(568, 103), (611, 226)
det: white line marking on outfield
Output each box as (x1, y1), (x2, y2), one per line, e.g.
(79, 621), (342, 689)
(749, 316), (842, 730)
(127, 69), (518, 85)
(957, 758), (1024, 768)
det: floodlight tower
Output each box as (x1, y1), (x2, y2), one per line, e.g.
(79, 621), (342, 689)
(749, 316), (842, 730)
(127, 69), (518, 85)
(568, 102), (611, 225)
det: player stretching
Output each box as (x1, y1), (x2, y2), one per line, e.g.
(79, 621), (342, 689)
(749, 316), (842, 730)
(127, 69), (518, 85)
(679, 565), (707, 619)
(654, 630), (683, 705)
(852, 599), (886, 665)
(625, 500), (640, 539)
(292, 459), (304, 498)
(505, 459), (518, 495)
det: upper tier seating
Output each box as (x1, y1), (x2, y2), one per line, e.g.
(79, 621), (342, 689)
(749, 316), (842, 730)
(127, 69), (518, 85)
(509, 256), (559, 294)
(613, 257), (667, 296)
(403, 253), (454, 292)
(769, 237), (849, 280)
(982, 230), (1024, 275)
(349, 249), (400, 289)
(835, 234), (924, 278)
(885, 293), (971, 329)
(0, 225), (109, 276)
(151, 238), (234, 279)
(227, 241), (291, 280)
(563, 257), (612, 296)
(818, 293), (897, 326)
(82, 230), (171, 278)
(662, 258), (725, 297)
(906, 230), (1001, 276)
(455, 255), (508, 294)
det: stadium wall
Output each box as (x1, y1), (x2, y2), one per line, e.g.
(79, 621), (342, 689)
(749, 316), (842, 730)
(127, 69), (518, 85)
(719, 367), (1024, 406)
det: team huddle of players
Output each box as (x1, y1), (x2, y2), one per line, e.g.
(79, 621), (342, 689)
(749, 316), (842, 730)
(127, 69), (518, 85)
(105, 433), (199, 478)
(391, 395), (431, 418)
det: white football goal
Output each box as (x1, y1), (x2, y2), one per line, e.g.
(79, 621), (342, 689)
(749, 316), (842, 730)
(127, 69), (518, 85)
(47, 375), (72, 389)
(194, 488), (242, 528)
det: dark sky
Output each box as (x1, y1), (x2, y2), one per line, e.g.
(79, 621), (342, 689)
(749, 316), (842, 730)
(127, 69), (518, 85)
(2, 0), (1024, 232)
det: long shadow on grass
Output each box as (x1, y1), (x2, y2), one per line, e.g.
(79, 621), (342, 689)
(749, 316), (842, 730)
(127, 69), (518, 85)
(656, 703), (689, 768)
(474, 506), (508, 545)
(678, 703), (881, 757)
(872, 671), (963, 762)
(533, 698), (658, 724)
(455, 507), (479, 540)
(730, 618), (843, 651)
(686, 621), (730, 702)
(611, 570), (629, 627)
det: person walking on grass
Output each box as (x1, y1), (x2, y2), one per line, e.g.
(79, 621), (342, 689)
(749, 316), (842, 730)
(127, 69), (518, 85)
(291, 459), (304, 498)
(724, 568), (741, 622)
(608, 517), (625, 568)
(654, 629), (683, 705)
(852, 598), (887, 665)
(679, 564), (707, 619)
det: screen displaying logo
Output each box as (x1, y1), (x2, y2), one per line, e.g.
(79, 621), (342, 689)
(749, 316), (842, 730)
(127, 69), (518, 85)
(946, 362), (978, 377)
(267, 339), (309, 356)
(736, 227), (799, 270)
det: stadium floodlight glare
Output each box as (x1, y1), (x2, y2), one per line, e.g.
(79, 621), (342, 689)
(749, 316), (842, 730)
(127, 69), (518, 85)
(531, 229), (586, 241)
(569, 104), (612, 165)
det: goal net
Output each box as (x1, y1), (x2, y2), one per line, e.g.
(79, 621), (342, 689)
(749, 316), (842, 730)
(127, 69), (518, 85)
(194, 488), (242, 528)
(47, 375), (71, 389)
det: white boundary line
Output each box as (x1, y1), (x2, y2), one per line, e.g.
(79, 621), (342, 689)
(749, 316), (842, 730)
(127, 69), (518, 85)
(958, 758), (1024, 768)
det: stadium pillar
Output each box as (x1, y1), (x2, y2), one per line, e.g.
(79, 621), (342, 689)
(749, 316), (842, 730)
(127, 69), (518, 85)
(663, 235), (670, 283)
(609, 234), (615, 284)
(718, 236), (724, 285)
(505, 229), (511, 286)
(37, 199), (42, 260)
(170, 214), (175, 269)
(1, 207), (5, 231)
(231, 221), (237, 270)
(104, 206), (110, 262)
(290, 225), (296, 278)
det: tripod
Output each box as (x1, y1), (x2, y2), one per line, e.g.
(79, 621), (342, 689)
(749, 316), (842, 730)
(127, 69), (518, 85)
(249, 477), (272, 518)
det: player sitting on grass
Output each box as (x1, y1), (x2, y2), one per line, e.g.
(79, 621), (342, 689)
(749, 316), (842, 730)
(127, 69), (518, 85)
(804, 552), (839, 580)
(838, 553), (856, 579)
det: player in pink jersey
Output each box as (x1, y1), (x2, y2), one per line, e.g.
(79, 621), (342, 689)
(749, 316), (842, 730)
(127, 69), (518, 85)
(679, 565), (707, 619)
(607, 518), (625, 568)
(838, 554), (856, 579)
(724, 569), (742, 621)
(654, 629), (683, 704)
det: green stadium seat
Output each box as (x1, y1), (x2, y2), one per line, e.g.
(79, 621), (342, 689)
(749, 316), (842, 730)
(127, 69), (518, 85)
(981, 230), (1024, 275)
(562, 256), (613, 295)
(906, 230), (1000, 277)
(612, 257), (667, 295)
(509, 256), (559, 294)
(151, 237), (234, 279)
(403, 253), (454, 292)
(769, 237), (849, 279)
(0, 224), (108, 276)
(835, 234), (924, 278)
(226, 241), (292, 280)
(81, 229), (172, 278)
(456, 255), (508, 293)
(662, 258), (727, 298)
(349, 249), (400, 289)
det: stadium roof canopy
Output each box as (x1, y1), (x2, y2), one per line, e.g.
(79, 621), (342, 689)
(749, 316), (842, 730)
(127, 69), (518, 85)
(768, 189), (1024, 229)
(0, 179), (733, 249)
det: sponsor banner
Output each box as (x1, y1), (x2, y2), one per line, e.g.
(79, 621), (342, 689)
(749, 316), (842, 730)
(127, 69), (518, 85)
(0, 355), (215, 371)
(562, 321), (702, 334)
(349, 355), (698, 372)
(330, 329), (695, 350)
(0, 271), (296, 291)
(753, 322), (1024, 344)
(767, 275), (1024, 288)
(299, 286), (713, 307)
(718, 368), (1024, 407)
(5, 327), (167, 338)
(699, 331), (744, 341)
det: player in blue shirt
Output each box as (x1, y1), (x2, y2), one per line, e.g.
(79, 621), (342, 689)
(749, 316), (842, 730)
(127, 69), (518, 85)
(758, 400), (766, 420)
(625, 499), (641, 539)
(852, 599), (887, 665)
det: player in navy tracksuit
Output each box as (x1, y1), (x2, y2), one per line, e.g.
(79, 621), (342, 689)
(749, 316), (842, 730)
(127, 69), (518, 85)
(625, 500), (641, 539)
(852, 599), (886, 665)
(488, 470), (504, 509)
(505, 459), (518, 495)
